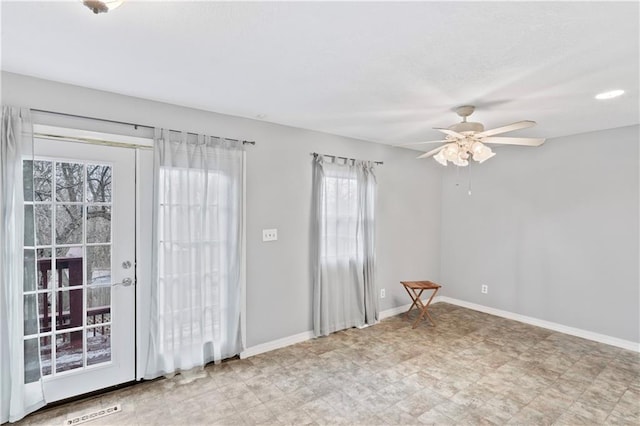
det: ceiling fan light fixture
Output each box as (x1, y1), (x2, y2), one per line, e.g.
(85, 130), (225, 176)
(443, 143), (459, 161)
(452, 157), (469, 167)
(595, 89), (624, 100)
(411, 105), (543, 167)
(83, 0), (124, 14)
(433, 150), (448, 166)
(471, 141), (485, 154)
(474, 149), (496, 163)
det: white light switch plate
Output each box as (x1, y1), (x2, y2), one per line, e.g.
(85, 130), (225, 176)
(262, 229), (278, 242)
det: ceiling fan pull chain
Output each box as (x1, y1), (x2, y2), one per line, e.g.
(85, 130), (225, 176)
(467, 163), (472, 196)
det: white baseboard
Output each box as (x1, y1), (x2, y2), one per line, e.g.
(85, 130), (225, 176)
(241, 297), (638, 359)
(437, 296), (640, 353)
(240, 330), (314, 359)
(379, 302), (413, 320)
(240, 303), (414, 358)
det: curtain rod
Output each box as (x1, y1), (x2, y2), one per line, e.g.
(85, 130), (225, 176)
(311, 152), (383, 165)
(30, 108), (256, 145)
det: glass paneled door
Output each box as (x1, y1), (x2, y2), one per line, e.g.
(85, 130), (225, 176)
(24, 137), (136, 402)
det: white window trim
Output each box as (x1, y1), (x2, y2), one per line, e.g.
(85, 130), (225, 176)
(33, 125), (153, 149)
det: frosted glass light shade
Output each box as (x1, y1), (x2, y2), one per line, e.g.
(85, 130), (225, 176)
(434, 150), (448, 166)
(471, 141), (485, 154)
(443, 143), (459, 161)
(432, 140), (496, 166)
(452, 157), (469, 167)
(476, 151), (496, 163)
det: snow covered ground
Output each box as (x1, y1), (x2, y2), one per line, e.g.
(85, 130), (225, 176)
(25, 332), (111, 381)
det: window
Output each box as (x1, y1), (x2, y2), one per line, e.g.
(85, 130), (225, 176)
(23, 158), (114, 381)
(158, 168), (227, 342)
(321, 172), (359, 261)
(311, 158), (378, 336)
(145, 131), (244, 375)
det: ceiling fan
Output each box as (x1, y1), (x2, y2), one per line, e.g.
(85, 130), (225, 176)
(398, 105), (545, 166)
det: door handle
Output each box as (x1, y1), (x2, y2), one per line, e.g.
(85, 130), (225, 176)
(112, 277), (134, 287)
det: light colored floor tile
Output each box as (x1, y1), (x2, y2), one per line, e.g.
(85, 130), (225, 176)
(14, 303), (639, 426)
(417, 408), (457, 425)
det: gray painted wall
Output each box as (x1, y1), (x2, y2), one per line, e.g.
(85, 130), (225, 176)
(1, 70), (638, 423)
(1, 71), (442, 349)
(440, 125), (639, 343)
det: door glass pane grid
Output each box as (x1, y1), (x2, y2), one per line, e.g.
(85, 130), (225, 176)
(23, 158), (114, 379)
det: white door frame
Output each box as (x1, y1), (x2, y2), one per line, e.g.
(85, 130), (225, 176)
(33, 124), (155, 387)
(31, 131), (147, 402)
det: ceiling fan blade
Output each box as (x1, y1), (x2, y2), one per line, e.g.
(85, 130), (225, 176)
(417, 144), (447, 159)
(394, 139), (448, 147)
(434, 128), (465, 138)
(476, 120), (536, 137)
(482, 136), (546, 146)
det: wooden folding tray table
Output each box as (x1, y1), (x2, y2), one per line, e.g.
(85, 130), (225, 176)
(400, 280), (442, 328)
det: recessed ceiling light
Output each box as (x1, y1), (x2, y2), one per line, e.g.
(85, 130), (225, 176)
(595, 90), (624, 100)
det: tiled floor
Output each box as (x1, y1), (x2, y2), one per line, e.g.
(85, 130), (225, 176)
(18, 303), (640, 425)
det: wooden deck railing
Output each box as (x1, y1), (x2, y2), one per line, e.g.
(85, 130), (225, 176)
(37, 257), (111, 342)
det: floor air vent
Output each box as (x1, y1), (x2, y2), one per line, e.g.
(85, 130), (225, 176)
(64, 404), (121, 425)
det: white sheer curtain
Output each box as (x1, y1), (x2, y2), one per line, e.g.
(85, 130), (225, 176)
(144, 129), (244, 379)
(0, 106), (46, 423)
(311, 155), (378, 337)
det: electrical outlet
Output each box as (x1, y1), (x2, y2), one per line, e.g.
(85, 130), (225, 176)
(262, 229), (278, 242)
(481, 285), (488, 294)
(380, 288), (386, 298)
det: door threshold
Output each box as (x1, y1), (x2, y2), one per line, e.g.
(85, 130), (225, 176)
(31, 380), (143, 416)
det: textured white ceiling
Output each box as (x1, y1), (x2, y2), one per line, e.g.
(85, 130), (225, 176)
(1, 1), (638, 147)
